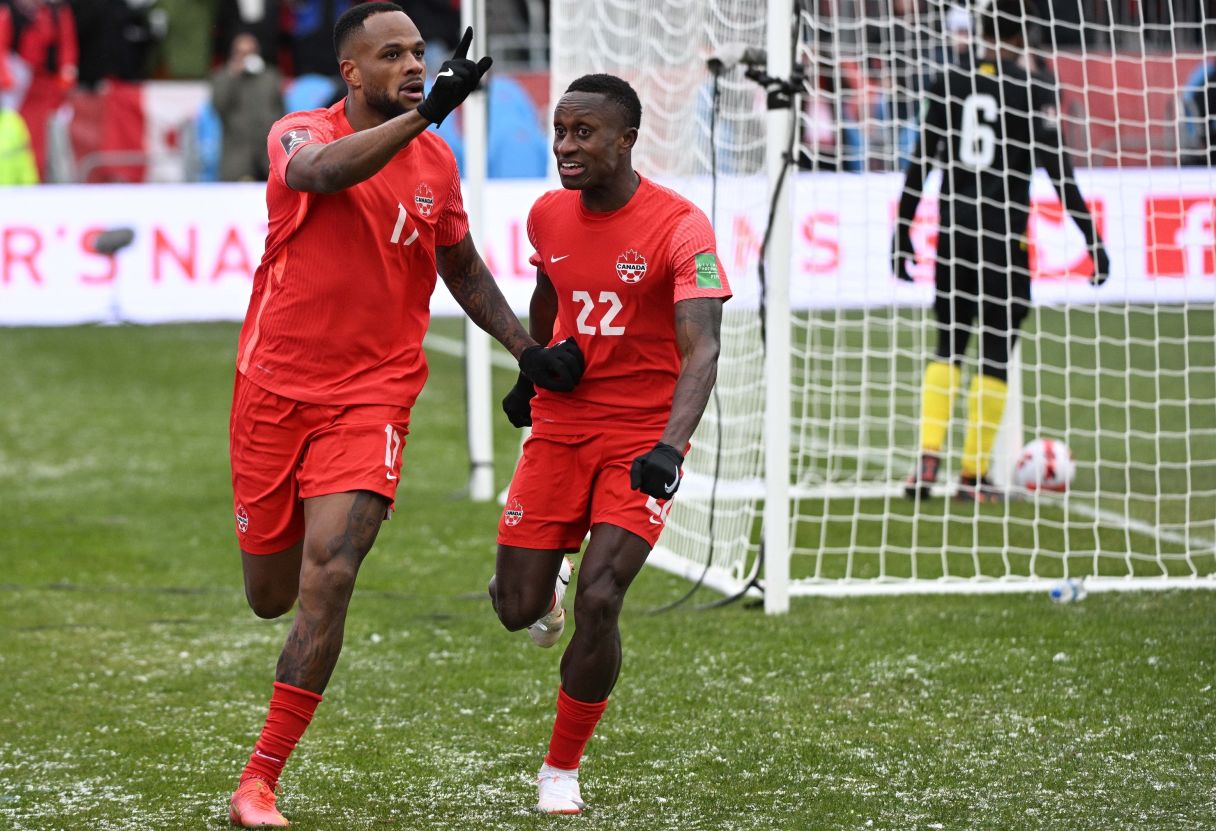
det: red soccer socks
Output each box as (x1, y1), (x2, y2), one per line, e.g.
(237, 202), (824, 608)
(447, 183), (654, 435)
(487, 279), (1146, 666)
(239, 681), (323, 792)
(543, 686), (609, 771)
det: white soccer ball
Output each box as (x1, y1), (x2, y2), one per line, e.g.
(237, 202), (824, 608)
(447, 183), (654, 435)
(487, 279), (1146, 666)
(1013, 438), (1076, 492)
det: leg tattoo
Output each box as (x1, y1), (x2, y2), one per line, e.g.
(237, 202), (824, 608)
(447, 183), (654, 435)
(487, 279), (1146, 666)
(276, 492), (385, 692)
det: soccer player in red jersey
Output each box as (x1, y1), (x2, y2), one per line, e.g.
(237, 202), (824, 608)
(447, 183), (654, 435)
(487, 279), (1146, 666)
(488, 73), (732, 814)
(224, 4), (583, 827)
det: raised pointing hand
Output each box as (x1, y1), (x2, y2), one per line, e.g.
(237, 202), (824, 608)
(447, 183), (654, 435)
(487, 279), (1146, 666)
(415, 27), (493, 127)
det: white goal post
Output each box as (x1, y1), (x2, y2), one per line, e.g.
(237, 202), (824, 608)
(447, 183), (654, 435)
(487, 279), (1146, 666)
(535, 0), (1216, 611)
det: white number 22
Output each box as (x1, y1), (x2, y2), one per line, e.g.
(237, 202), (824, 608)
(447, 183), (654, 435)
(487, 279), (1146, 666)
(573, 290), (626, 336)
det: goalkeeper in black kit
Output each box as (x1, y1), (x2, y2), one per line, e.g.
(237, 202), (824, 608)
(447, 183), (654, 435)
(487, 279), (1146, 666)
(892, 0), (1110, 503)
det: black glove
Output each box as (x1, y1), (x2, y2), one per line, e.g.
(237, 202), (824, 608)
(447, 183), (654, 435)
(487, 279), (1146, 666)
(501, 373), (535, 428)
(518, 337), (584, 392)
(891, 230), (915, 283)
(630, 442), (685, 500)
(415, 27), (493, 127)
(1090, 240), (1111, 287)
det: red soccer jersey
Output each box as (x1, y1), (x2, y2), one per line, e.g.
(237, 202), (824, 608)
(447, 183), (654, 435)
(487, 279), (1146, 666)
(236, 100), (469, 406)
(526, 176), (731, 433)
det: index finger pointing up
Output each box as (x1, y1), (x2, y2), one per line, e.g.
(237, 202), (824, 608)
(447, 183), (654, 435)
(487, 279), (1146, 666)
(452, 26), (473, 60)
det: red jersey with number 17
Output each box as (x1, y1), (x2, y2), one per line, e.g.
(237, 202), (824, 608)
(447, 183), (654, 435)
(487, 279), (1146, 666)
(236, 99), (469, 406)
(526, 176), (731, 434)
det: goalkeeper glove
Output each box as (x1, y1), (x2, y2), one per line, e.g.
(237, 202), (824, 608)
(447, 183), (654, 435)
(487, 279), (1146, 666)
(1090, 240), (1111, 287)
(518, 337), (584, 392)
(501, 374), (536, 428)
(891, 230), (916, 283)
(630, 442), (684, 500)
(415, 27), (493, 127)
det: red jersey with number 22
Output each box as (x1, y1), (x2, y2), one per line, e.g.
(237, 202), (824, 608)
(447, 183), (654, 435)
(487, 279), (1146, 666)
(236, 99), (468, 406)
(527, 176), (731, 434)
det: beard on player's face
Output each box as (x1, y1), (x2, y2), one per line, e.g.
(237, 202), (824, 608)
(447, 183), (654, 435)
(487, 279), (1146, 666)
(365, 84), (410, 120)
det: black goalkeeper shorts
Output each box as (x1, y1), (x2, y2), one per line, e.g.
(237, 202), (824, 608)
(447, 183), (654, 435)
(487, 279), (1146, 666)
(931, 234), (1031, 378)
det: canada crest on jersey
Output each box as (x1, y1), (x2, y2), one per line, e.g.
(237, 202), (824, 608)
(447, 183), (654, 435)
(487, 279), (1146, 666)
(414, 182), (435, 217)
(616, 249), (647, 284)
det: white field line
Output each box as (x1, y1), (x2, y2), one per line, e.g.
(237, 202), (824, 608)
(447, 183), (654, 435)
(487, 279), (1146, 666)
(1054, 497), (1216, 553)
(807, 438), (1216, 554)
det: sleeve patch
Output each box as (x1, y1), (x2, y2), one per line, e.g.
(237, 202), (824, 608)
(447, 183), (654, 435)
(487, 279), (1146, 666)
(695, 253), (722, 289)
(280, 128), (313, 156)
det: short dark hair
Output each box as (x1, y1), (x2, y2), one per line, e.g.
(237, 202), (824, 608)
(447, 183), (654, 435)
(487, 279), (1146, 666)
(565, 74), (642, 130)
(980, 0), (1038, 44)
(334, 2), (404, 59)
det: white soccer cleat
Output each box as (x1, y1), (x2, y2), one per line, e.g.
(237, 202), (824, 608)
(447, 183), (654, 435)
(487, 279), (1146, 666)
(535, 763), (585, 814)
(528, 557), (573, 648)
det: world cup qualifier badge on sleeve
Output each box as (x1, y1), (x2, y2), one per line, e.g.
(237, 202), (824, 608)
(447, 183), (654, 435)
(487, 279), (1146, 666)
(280, 128), (312, 155)
(695, 253), (721, 288)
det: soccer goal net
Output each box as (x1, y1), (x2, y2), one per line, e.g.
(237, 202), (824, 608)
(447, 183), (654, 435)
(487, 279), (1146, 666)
(547, 0), (1216, 610)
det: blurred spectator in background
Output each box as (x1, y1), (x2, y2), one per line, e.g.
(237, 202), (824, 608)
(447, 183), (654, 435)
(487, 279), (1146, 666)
(281, 0), (347, 109)
(210, 30), (283, 180)
(0, 0), (77, 177)
(152, 0), (216, 79)
(0, 5), (33, 105)
(214, 0), (281, 70)
(69, 0), (158, 87)
(285, 0), (346, 78)
(1181, 56), (1216, 166)
(0, 88), (37, 183)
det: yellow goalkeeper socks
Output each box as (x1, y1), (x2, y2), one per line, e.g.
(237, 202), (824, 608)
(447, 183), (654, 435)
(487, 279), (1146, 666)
(918, 361), (962, 453)
(961, 374), (1009, 479)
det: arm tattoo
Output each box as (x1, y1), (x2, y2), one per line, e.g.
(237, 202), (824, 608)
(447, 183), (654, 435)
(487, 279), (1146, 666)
(437, 234), (533, 357)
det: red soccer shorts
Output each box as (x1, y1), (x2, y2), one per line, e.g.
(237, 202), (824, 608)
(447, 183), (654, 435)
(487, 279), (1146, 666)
(229, 372), (411, 555)
(497, 430), (682, 551)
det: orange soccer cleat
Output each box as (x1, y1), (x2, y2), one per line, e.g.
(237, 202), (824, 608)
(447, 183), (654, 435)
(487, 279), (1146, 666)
(229, 777), (289, 828)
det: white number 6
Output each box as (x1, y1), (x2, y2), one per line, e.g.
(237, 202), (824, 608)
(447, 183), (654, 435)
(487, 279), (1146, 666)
(959, 93), (998, 170)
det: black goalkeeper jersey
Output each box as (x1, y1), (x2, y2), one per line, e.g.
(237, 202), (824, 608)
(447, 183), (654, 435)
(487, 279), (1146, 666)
(921, 56), (1060, 253)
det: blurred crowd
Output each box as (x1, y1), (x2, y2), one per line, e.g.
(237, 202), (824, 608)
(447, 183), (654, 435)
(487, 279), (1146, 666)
(4, 0), (463, 87)
(797, 0), (1216, 172)
(0, 0), (471, 183)
(0, 0), (1212, 185)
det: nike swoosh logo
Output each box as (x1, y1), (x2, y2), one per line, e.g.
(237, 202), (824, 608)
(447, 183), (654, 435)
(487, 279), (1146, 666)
(437, 68), (454, 78)
(648, 516), (664, 525)
(387, 473), (398, 481)
(550, 254), (570, 263)
(663, 474), (679, 494)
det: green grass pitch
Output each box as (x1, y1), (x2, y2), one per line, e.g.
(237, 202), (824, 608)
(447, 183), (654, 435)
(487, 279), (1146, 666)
(783, 305), (1216, 583)
(1, 320), (1213, 830)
